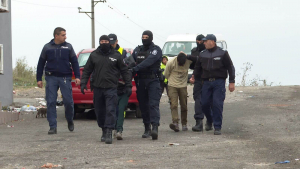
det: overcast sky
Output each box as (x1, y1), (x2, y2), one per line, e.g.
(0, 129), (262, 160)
(11, 0), (300, 85)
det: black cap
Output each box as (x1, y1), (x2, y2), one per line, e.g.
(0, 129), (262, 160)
(196, 34), (205, 41)
(108, 34), (117, 45)
(99, 35), (109, 42)
(202, 34), (216, 42)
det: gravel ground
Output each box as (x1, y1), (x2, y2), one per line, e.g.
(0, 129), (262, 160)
(1, 85), (300, 169)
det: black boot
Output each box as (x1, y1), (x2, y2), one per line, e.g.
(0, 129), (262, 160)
(205, 121), (213, 131)
(105, 129), (113, 144)
(48, 128), (57, 134)
(68, 121), (74, 132)
(192, 120), (203, 132)
(151, 124), (158, 140)
(214, 128), (221, 135)
(101, 128), (106, 142)
(142, 124), (151, 138)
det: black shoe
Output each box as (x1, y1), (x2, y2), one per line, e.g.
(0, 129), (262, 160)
(68, 121), (74, 132)
(142, 124), (151, 138)
(48, 128), (57, 134)
(101, 128), (106, 142)
(214, 128), (221, 135)
(192, 120), (203, 132)
(105, 129), (113, 144)
(151, 124), (158, 140)
(205, 121), (213, 131)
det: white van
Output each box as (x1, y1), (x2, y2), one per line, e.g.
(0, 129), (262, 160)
(162, 34), (227, 81)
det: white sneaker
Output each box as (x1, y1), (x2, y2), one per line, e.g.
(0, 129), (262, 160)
(116, 132), (123, 140)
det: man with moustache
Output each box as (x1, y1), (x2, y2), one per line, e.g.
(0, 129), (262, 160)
(193, 34), (235, 135)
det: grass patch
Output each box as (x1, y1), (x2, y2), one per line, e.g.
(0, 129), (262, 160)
(13, 57), (44, 89)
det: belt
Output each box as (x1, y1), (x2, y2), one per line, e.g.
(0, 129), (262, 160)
(138, 74), (157, 79)
(203, 78), (224, 82)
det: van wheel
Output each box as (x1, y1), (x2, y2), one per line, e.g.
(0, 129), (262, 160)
(136, 106), (142, 118)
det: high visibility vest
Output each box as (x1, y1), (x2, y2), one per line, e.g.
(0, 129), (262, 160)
(160, 63), (168, 84)
(118, 47), (123, 55)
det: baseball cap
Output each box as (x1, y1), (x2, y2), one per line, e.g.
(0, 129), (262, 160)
(202, 34), (216, 42)
(108, 34), (117, 44)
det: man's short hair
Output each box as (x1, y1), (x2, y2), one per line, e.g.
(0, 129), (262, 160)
(53, 27), (66, 37)
(177, 53), (186, 66)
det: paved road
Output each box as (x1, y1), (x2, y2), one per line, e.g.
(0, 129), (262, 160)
(1, 86), (300, 169)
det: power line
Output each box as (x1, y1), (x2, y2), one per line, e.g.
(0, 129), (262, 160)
(106, 1), (167, 42)
(12, 0), (77, 8)
(95, 20), (136, 47)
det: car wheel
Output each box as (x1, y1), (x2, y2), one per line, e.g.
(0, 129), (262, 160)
(74, 105), (85, 119)
(136, 106), (142, 118)
(87, 109), (96, 119)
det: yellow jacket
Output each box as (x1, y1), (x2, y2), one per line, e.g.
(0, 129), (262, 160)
(160, 63), (168, 84)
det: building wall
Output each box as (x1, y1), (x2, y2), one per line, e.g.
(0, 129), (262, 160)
(0, 0), (13, 106)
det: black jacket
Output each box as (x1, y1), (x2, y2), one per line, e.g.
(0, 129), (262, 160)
(81, 46), (132, 88)
(194, 46), (235, 83)
(132, 42), (162, 74)
(189, 47), (199, 70)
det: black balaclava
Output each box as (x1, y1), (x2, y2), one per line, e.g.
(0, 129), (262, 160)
(99, 35), (111, 53)
(196, 34), (205, 51)
(142, 30), (153, 48)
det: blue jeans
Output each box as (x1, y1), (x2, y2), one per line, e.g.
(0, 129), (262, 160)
(45, 76), (74, 128)
(201, 79), (226, 129)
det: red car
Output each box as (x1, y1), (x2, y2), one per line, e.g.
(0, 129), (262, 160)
(71, 48), (141, 118)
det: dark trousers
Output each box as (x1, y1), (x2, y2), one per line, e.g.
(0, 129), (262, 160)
(136, 78), (161, 125)
(93, 87), (118, 129)
(115, 93), (130, 132)
(45, 76), (74, 128)
(160, 81), (168, 95)
(193, 80), (204, 120)
(201, 79), (226, 129)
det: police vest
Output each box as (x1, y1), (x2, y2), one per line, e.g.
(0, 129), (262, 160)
(118, 47), (123, 55)
(136, 46), (161, 73)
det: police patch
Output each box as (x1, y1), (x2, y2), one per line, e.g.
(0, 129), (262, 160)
(152, 50), (158, 55)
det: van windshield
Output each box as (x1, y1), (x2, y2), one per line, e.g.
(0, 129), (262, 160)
(162, 41), (223, 56)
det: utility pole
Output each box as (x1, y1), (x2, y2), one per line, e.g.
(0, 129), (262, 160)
(78, 0), (106, 48)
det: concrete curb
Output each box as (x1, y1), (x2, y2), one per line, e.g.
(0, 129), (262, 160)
(0, 111), (19, 125)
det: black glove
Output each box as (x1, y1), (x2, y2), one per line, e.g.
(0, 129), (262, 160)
(125, 86), (132, 97)
(90, 84), (94, 92)
(131, 67), (137, 77)
(81, 83), (88, 94)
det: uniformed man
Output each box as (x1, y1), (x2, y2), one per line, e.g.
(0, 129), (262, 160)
(36, 27), (80, 134)
(189, 34), (209, 132)
(132, 30), (162, 140)
(108, 33), (127, 59)
(193, 34), (235, 135)
(108, 33), (132, 140)
(81, 35), (132, 144)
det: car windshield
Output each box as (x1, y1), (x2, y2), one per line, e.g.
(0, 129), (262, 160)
(162, 41), (223, 56)
(78, 53), (91, 67)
